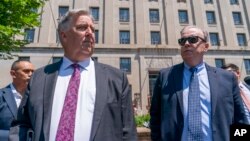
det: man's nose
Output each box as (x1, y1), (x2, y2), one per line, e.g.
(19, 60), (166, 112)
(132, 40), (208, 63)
(28, 71), (33, 76)
(86, 27), (93, 33)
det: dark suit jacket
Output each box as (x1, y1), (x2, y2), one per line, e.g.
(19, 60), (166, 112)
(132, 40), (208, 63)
(9, 59), (137, 141)
(0, 85), (18, 141)
(150, 63), (246, 141)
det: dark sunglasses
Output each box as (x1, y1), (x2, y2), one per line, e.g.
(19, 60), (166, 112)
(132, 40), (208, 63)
(178, 36), (206, 46)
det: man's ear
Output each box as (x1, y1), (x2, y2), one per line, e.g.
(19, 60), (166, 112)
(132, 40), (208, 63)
(204, 43), (209, 52)
(10, 70), (16, 78)
(60, 32), (67, 39)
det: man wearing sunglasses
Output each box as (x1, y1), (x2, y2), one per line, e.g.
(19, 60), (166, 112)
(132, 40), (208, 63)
(150, 25), (247, 141)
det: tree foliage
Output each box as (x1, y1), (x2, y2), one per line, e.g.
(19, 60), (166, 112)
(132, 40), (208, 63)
(0, 0), (44, 56)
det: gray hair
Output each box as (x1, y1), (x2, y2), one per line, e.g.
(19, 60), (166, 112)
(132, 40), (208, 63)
(57, 9), (92, 32)
(180, 25), (209, 42)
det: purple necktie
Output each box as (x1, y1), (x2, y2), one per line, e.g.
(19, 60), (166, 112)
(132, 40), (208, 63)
(56, 64), (80, 141)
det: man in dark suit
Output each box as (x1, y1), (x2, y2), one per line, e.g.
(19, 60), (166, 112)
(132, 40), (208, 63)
(150, 25), (247, 141)
(9, 9), (137, 141)
(0, 60), (34, 141)
(221, 63), (250, 124)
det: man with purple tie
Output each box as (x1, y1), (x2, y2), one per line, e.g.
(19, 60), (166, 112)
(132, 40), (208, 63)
(9, 9), (137, 141)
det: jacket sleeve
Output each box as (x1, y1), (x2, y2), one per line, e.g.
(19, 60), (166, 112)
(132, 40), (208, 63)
(121, 72), (138, 141)
(150, 73), (162, 141)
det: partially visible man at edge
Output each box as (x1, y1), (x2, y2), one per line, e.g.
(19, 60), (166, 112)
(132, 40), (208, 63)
(9, 9), (137, 141)
(0, 60), (34, 141)
(150, 25), (247, 141)
(221, 63), (250, 124)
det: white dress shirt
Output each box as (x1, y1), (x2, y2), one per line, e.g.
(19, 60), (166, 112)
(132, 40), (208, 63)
(49, 57), (96, 141)
(239, 82), (250, 123)
(10, 83), (22, 108)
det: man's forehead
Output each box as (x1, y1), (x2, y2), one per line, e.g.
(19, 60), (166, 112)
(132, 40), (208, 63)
(181, 27), (203, 36)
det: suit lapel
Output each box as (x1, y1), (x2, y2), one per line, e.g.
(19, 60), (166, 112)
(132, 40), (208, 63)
(90, 62), (108, 140)
(175, 64), (185, 115)
(2, 85), (18, 118)
(206, 64), (218, 117)
(42, 61), (62, 141)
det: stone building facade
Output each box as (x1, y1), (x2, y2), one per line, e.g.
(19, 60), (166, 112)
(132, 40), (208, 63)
(1, 0), (250, 114)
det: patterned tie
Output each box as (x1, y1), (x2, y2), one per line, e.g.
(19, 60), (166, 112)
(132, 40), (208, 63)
(188, 68), (203, 141)
(56, 64), (80, 141)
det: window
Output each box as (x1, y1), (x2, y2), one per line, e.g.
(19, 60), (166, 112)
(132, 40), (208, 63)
(120, 58), (131, 73)
(90, 7), (99, 21)
(151, 31), (161, 45)
(204, 0), (213, 3)
(237, 33), (247, 46)
(149, 71), (159, 96)
(177, 0), (186, 2)
(18, 56), (30, 61)
(149, 9), (159, 23)
(209, 33), (220, 46)
(206, 11), (216, 24)
(58, 6), (69, 19)
(244, 59), (250, 75)
(119, 8), (129, 22)
(24, 29), (35, 43)
(52, 57), (62, 63)
(178, 10), (188, 24)
(92, 57), (98, 61)
(95, 30), (99, 43)
(230, 0), (238, 4)
(120, 31), (130, 44)
(232, 12), (242, 25)
(215, 59), (225, 68)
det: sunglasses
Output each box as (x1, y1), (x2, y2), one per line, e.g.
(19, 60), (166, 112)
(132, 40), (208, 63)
(178, 36), (206, 46)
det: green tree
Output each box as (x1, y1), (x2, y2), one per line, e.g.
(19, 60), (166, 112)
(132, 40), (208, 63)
(0, 0), (44, 58)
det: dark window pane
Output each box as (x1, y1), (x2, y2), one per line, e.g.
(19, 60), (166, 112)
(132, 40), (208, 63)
(151, 31), (161, 45)
(149, 9), (159, 23)
(179, 10), (188, 23)
(237, 33), (247, 46)
(119, 8), (129, 22)
(204, 0), (213, 4)
(209, 33), (220, 46)
(120, 31), (130, 44)
(244, 59), (250, 75)
(215, 59), (224, 68)
(233, 12), (242, 25)
(24, 29), (35, 43)
(59, 6), (69, 18)
(206, 11), (216, 24)
(92, 57), (98, 61)
(230, 0), (238, 4)
(90, 7), (99, 21)
(18, 56), (30, 61)
(120, 58), (131, 73)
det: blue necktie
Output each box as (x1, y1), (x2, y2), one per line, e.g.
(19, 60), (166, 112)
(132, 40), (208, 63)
(188, 68), (203, 141)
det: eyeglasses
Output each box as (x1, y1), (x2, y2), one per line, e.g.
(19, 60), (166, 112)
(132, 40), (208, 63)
(178, 36), (206, 46)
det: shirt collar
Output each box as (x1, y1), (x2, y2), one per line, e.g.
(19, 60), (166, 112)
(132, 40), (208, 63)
(61, 56), (93, 71)
(183, 62), (205, 73)
(10, 83), (22, 99)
